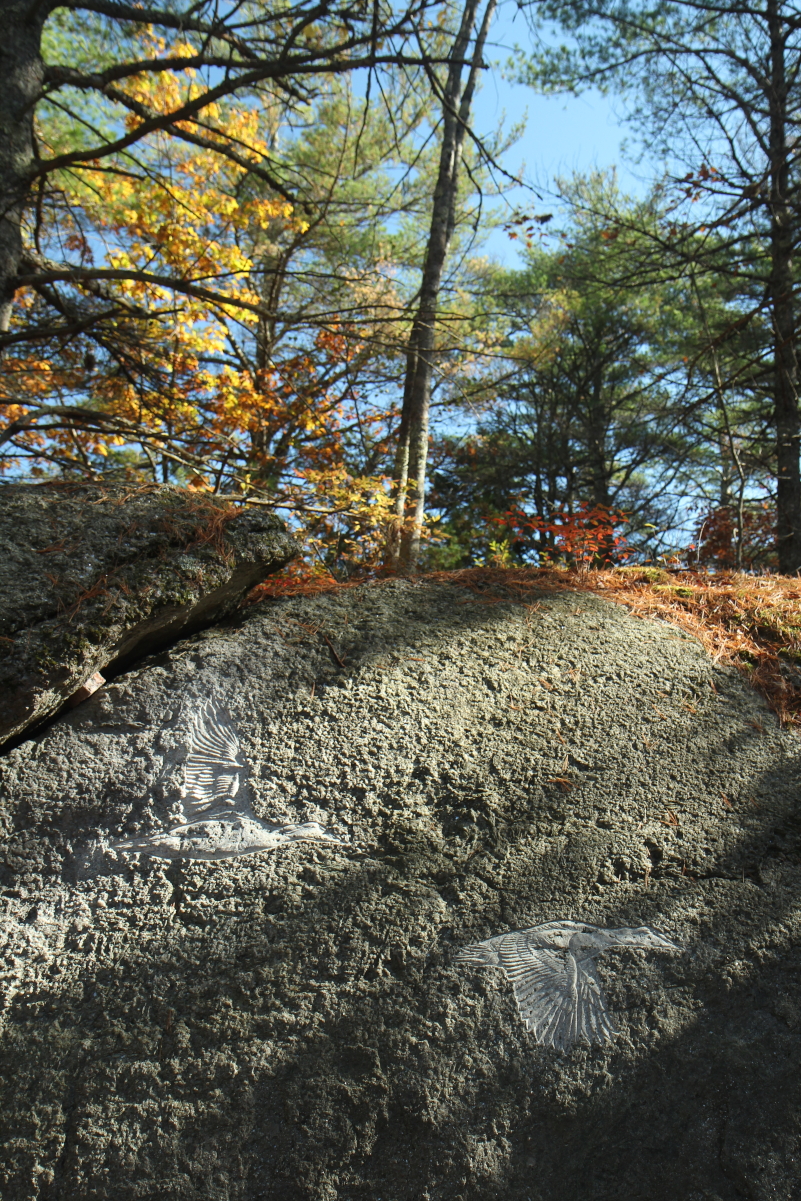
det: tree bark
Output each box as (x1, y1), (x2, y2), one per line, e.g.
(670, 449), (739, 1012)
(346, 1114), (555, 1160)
(390, 0), (496, 571)
(767, 0), (801, 572)
(0, 0), (47, 334)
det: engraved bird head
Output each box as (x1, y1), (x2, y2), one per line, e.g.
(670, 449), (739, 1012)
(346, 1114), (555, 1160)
(455, 919), (681, 1052)
(605, 926), (679, 952)
(278, 821), (349, 845)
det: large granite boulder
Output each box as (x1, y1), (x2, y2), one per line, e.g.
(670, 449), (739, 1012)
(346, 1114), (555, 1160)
(0, 483), (298, 749)
(1, 577), (800, 1199)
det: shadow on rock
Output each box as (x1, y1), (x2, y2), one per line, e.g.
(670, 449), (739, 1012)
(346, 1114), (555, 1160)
(1, 580), (800, 1199)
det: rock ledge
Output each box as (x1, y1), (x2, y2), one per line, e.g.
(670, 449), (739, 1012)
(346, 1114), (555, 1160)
(0, 482), (297, 747)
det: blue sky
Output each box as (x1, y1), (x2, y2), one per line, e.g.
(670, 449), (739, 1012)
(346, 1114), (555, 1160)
(471, 5), (654, 266)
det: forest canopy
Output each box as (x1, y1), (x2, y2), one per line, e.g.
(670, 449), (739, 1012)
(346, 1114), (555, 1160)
(1, 0), (799, 577)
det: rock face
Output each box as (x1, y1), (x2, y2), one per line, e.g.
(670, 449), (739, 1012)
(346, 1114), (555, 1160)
(1, 578), (800, 1200)
(0, 483), (298, 748)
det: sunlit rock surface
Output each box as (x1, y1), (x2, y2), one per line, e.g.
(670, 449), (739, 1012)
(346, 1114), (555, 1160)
(1, 577), (800, 1199)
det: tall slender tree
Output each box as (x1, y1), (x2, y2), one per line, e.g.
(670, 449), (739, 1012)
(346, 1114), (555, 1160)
(0, 62), (446, 571)
(390, 0), (497, 569)
(523, 0), (801, 570)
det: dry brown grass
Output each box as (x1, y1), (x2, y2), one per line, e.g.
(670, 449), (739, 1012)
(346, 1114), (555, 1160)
(597, 567), (801, 729)
(253, 564), (801, 730)
(155, 494), (241, 564)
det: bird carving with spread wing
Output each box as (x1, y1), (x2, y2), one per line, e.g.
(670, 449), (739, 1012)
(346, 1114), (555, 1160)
(179, 703), (247, 823)
(114, 700), (347, 860)
(456, 921), (678, 1052)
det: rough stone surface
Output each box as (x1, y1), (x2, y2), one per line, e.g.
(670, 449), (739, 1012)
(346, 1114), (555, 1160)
(1, 578), (800, 1200)
(0, 483), (298, 748)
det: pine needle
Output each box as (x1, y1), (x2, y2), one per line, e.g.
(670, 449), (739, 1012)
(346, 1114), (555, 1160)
(252, 564), (801, 730)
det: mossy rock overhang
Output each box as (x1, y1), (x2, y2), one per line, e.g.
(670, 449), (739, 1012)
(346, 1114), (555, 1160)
(0, 482), (299, 749)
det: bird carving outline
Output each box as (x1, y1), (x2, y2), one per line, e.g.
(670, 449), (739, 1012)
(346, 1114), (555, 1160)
(179, 702), (248, 823)
(113, 699), (348, 860)
(457, 920), (679, 1052)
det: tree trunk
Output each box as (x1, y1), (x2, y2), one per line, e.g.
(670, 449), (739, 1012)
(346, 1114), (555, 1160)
(767, 0), (801, 572)
(0, 0), (46, 335)
(249, 237), (292, 486)
(390, 0), (496, 571)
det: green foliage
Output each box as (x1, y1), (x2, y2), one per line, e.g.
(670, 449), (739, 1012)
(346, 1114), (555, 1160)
(427, 176), (701, 563)
(5, 0), (799, 577)
(516, 0), (801, 569)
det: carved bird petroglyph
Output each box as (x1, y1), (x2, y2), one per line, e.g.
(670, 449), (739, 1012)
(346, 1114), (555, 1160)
(114, 701), (347, 860)
(456, 921), (679, 1052)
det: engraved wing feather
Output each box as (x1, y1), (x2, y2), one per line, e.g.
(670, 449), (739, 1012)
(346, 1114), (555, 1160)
(507, 952), (616, 1050)
(181, 702), (247, 821)
(457, 925), (616, 1051)
(112, 700), (351, 859)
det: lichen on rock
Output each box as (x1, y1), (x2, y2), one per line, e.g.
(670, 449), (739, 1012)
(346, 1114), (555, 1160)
(0, 482), (298, 748)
